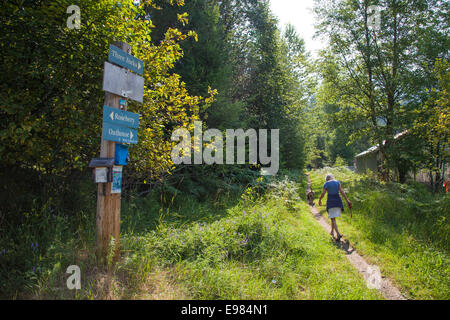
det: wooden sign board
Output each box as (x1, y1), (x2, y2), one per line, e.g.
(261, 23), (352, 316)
(103, 62), (144, 103)
(103, 105), (140, 129)
(103, 122), (138, 144)
(109, 45), (144, 75)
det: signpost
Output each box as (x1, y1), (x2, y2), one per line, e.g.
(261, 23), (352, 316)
(103, 105), (139, 129)
(102, 122), (138, 145)
(95, 42), (144, 261)
(102, 105), (139, 144)
(103, 62), (144, 103)
(108, 44), (144, 75)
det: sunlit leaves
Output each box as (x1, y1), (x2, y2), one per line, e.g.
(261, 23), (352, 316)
(177, 12), (189, 26)
(0, 0), (215, 180)
(413, 59), (450, 149)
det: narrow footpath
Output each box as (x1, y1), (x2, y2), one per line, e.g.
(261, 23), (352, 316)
(306, 174), (406, 300)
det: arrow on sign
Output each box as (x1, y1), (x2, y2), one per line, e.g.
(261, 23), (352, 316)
(103, 122), (138, 144)
(103, 105), (140, 129)
(108, 45), (144, 75)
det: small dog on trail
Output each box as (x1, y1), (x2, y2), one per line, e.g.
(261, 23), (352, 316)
(306, 182), (315, 206)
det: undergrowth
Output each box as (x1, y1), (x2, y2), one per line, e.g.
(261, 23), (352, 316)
(1, 171), (383, 299)
(310, 167), (449, 299)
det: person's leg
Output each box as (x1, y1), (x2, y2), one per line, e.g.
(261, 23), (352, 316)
(330, 218), (335, 236)
(334, 219), (341, 239)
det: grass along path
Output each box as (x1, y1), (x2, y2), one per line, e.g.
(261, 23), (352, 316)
(306, 174), (405, 300)
(126, 200), (383, 299)
(309, 168), (450, 300)
(32, 176), (384, 299)
(119, 189), (383, 300)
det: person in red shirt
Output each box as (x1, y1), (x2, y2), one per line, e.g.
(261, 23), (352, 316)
(444, 179), (450, 193)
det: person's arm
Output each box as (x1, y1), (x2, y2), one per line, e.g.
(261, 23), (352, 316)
(318, 188), (327, 206)
(339, 184), (352, 208)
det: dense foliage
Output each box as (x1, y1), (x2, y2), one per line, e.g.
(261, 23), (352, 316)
(0, 0), (448, 299)
(309, 0), (449, 186)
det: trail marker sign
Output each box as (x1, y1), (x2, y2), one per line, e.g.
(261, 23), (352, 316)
(103, 122), (138, 145)
(108, 44), (144, 75)
(102, 105), (139, 144)
(95, 42), (145, 261)
(103, 105), (139, 129)
(103, 62), (144, 103)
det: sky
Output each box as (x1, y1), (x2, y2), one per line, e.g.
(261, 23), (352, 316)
(269, 0), (326, 57)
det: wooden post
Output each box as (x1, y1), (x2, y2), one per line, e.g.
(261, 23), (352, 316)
(97, 42), (131, 261)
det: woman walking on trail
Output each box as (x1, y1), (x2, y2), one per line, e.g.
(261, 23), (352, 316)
(318, 173), (352, 241)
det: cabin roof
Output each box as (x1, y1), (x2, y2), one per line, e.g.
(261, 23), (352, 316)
(355, 130), (409, 159)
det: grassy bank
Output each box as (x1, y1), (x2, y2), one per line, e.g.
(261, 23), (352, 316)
(1, 174), (383, 299)
(310, 168), (450, 300)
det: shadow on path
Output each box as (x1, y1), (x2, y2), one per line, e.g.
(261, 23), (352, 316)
(305, 173), (406, 300)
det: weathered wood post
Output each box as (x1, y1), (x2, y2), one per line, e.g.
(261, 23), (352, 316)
(96, 42), (131, 261)
(93, 41), (143, 262)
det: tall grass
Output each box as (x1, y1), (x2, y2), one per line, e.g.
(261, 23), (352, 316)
(1, 173), (383, 299)
(0, 199), (97, 298)
(113, 176), (381, 300)
(310, 167), (450, 299)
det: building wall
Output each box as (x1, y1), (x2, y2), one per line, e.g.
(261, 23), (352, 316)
(356, 153), (449, 186)
(412, 167), (450, 184)
(355, 153), (378, 174)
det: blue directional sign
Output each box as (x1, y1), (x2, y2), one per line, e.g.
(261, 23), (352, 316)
(102, 105), (139, 144)
(108, 45), (144, 75)
(103, 105), (139, 129)
(103, 122), (138, 144)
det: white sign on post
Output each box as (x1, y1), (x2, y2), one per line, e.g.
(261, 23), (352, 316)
(95, 167), (108, 183)
(102, 62), (145, 103)
(111, 166), (123, 194)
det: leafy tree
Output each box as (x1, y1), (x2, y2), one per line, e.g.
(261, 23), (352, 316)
(412, 59), (449, 189)
(0, 0), (214, 208)
(314, 0), (448, 180)
(334, 156), (347, 167)
(148, 0), (241, 130)
(235, 1), (309, 169)
(152, 0), (310, 170)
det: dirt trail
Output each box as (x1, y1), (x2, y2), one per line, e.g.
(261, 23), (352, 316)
(306, 174), (406, 300)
